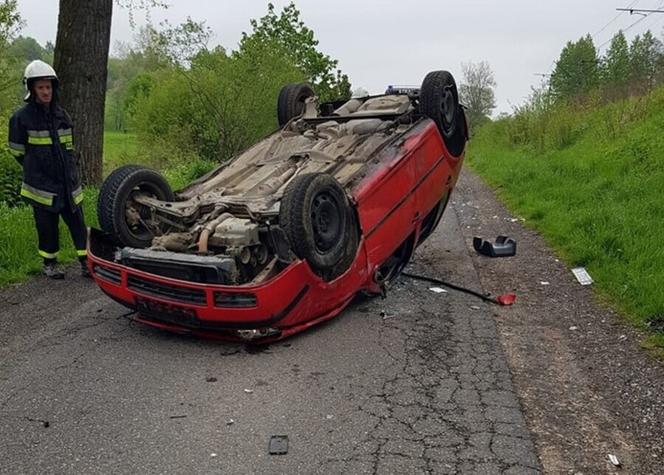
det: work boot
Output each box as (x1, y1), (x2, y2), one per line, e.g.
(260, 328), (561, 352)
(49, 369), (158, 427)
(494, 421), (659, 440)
(81, 263), (92, 278)
(43, 262), (65, 279)
(80, 258), (92, 278)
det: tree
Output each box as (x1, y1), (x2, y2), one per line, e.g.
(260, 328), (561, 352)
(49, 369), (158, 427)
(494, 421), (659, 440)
(54, 0), (163, 185)
(629, 31), (663, 93)
(0, 0), (22, 106)
(600, 30), (630, 95)
(458, 61), (496, 128)
(550, 35), (599, 99)
(8, 35), (48, 62)
(54, 0), (113, 186)
(1, 0), (23, 207)
(238, 2), (351, 101)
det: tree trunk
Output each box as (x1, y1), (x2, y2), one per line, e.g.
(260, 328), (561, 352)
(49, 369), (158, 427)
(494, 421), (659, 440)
(54, 0), (113, 187)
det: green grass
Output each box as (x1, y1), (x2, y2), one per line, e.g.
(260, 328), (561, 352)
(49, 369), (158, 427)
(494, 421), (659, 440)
(469, 87), (664, 350)
(103, 131), (138, 175)
(0, 189), (99, 285)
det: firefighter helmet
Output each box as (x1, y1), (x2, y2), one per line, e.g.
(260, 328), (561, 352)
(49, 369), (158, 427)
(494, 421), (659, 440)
(23, 60), (59, 101)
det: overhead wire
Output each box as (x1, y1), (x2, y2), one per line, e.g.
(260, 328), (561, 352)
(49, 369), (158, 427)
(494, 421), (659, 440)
(641, 0), (664, 31)
(592, 0), (640, 38)
(597, 1), (664, 50)
(544, 0), (640, 75)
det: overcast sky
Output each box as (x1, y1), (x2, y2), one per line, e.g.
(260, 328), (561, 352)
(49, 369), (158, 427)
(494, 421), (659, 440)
(13, 0), (664, 113)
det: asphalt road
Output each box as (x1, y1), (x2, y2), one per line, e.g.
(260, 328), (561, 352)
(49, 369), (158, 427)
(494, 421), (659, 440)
(0, 185), (541, 474)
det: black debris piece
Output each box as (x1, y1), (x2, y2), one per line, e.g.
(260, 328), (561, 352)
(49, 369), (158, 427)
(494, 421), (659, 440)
(269, 435), (289, 455)
(473, 235), (517, 257)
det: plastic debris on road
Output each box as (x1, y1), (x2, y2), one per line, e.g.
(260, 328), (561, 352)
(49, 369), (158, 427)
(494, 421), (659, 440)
(269, 435), (289, 455)
(244, 388), (254, 394)
(572, 267), (593, 286)
(429, 287), (448, 294)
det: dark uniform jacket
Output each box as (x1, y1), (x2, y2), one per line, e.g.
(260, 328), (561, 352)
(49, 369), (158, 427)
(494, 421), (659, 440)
(8, 101), (82, 211)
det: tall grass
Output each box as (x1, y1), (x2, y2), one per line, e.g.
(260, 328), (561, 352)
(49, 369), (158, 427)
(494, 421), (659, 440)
(0, 190), (99, 285)
(469, 86), (664, 348)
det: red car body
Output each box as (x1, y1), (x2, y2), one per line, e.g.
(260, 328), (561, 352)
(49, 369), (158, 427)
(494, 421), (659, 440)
(89, 77), (467, 342)
(88, 121), (463, 341)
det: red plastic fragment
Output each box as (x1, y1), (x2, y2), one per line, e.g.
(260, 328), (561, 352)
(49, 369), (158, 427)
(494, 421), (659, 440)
(496, 294), (517, 306)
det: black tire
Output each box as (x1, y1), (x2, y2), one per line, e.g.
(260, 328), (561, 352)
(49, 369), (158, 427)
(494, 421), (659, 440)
(277, 83), (315, 127)
(279, 173), (359, 281)
(420, 70), (466, 157)
(98, 165), (175, 248)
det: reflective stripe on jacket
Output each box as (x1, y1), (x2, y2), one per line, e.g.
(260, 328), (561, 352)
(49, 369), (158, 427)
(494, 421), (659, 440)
(8, 102), (81, 211)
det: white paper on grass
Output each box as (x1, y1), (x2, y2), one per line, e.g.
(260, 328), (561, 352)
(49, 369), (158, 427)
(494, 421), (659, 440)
(571, 267), (593, 286)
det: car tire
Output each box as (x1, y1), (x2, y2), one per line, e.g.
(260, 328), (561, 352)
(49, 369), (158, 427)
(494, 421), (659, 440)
(277, 83), (315, 127)
(98, 165), (175, 248)
(420, 70), (466, 157)
(279, 173), (359, 281)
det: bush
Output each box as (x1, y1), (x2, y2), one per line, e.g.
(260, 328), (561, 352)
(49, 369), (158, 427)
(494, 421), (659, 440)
(0, 147), (22, 206)
(129, 42), (305, 165)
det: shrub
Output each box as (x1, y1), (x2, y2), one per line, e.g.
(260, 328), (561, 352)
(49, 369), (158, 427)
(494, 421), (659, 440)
(0, 147), (22, 207)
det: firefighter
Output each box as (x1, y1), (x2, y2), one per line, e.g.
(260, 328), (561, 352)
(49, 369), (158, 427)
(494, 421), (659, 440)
(8, 60), (90, 279)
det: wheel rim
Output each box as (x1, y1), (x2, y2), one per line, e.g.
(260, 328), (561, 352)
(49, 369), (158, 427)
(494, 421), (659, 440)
(124, 182), (163, 242)
(311, 192), (342, 252)
(441, 86), (456, 134)
(295, 92), (310, 116)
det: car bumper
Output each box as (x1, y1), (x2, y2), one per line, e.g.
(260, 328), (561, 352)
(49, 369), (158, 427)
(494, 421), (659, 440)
(87, 229), (368, 341)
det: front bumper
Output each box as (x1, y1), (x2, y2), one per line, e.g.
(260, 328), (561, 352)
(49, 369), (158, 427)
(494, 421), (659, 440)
(88, 229), (368, 340)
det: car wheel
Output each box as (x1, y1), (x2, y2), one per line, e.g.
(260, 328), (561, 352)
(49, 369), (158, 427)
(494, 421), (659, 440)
(277, 83), (315, 127)
(279, 173), (359, 281)
(420, 70), (466, 157)
(98, 165), (175, 248)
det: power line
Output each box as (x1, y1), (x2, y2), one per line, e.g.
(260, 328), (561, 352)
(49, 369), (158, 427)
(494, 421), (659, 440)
(545, 0), (639, 74)
(597, 8), (658, 50)
(593, 0), (640, 37)
(616, 8), (664, 14)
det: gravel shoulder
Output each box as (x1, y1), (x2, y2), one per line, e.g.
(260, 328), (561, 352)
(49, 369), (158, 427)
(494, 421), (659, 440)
(454, 169), (664, 474)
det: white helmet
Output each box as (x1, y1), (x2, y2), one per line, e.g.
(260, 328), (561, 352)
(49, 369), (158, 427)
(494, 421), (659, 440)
(23, 60), (59, 101)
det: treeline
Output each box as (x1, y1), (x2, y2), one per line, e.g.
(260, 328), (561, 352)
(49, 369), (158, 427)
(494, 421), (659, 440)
(105, 3), (351, 166)
(498, 29), (664, 152)
(550, 31), (664, 101)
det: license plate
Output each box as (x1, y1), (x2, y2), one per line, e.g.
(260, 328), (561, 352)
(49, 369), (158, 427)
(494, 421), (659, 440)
(135, 298), (200, 328)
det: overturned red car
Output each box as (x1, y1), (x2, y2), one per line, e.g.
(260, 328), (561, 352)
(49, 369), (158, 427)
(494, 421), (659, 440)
(88, 70), (468, 341)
